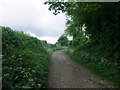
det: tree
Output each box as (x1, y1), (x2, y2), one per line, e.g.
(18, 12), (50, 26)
(57, 34), (69, 46)
(45, 2), (120, 86)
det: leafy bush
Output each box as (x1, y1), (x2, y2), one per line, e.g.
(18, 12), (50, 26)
(51, 44), (65, 51)
(2, 27), (50, 89)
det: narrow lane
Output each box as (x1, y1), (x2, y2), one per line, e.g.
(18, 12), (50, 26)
(47, 50), (113, 88)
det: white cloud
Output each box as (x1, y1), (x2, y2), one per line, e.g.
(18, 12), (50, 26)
(38, 36), (58, 44)
(26, 31), (58, 44)
(0, 0), (66, 44)
(26, 31), (37, 37)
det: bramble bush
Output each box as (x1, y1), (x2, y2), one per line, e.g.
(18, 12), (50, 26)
(2, 27), (50, 89)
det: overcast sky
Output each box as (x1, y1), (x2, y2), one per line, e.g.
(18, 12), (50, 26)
(0, 0), (67, 44)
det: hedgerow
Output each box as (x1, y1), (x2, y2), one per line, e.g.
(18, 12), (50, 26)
(2, 27), (50, 89)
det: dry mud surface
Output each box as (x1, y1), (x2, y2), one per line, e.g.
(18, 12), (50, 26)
(47, 50), (114, 88)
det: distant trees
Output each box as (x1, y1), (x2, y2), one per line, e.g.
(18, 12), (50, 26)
(56, 34), (69, 46)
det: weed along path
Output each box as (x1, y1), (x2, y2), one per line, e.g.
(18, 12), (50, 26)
(47, 50), (113, 88)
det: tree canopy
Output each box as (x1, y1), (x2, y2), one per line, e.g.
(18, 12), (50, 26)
(45, 2), (120, 87)
(56, 34), (69, 46)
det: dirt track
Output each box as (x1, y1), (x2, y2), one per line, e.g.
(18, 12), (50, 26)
(47, 50), (114, 88)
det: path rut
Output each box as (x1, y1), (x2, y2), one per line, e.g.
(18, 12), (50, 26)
(47, 50), (113, 88)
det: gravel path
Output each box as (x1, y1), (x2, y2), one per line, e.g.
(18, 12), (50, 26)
(47, 50), (114, 88)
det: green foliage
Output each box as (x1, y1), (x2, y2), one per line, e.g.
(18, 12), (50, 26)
(50, 43), (65, 51)
(56, 34), (69, 46)
(46, 2), (120, 87)
(2, 27), (50, 89)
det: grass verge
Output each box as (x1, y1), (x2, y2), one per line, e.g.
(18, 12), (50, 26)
(65, 49), (119, 88)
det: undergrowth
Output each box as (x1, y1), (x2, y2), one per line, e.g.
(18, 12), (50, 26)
(65, 48), (119, 88)
(2, 26), (51, 89)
